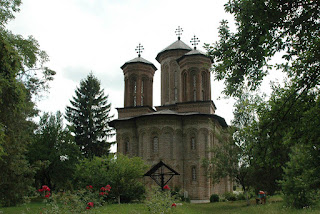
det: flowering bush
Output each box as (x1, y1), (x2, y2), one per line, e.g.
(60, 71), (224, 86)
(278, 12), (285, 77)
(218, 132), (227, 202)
(40, 184), (111, 213)
(86, 202), (94, 210)
(146, 186), (176, 214)
(38, 185), (51, 199)
(163, 185), (170, 190)
(100, 184), (111, 196)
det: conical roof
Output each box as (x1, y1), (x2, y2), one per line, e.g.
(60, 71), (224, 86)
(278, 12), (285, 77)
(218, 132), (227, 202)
(121, 56), (157, 70)
(177, 48), (212, 63)
(156, 39), (192, 62)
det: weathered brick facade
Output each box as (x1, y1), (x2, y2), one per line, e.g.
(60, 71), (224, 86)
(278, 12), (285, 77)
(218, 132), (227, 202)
(109, 37), (233, 202)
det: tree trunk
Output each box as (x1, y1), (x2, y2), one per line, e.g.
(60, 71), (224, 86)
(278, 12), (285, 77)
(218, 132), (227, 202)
(245, 190), (250, 206)
(117, 195), (121, 204)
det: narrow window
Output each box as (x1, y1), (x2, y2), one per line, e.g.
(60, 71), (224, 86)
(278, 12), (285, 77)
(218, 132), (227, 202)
(165, 70), (169, 102)
(153, 137), (159, 153)
(202, 72), (206, 100)
(134, 80), (137, 93)
(141, 96), (144, 106)
(141, 80), (144, 94)
(183, 73), (187, 100)
(174, 88), (178, 102)
(192, 166), (196, 181)
(174, 70), (178, 102)
(132, 79), (137, 106)
(124, 141), (129, 154)
(191, 137), (196, 150)
(193, 74), (197, 101)
(174, 70), (178, 85)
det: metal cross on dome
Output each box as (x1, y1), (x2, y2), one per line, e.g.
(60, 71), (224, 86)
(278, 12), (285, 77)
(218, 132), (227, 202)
(135, 43), (144, 57)
(190, 35), (200, 50)
(175, 26), (183, 40)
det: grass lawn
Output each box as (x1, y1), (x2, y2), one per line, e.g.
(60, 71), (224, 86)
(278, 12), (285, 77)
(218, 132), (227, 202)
(1, 196), (319, 214)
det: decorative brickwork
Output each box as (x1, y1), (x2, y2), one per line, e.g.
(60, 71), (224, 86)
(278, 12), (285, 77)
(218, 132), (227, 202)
(110, 37), (233, 201)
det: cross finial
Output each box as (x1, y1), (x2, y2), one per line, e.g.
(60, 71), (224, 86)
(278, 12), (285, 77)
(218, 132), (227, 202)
(135, 43), (144, 57)
(190, 35), (200, 50)
(175, 26), (183, 40)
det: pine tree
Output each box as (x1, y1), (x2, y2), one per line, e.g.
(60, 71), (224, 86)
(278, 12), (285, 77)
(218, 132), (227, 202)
(65, 73), (114, 159)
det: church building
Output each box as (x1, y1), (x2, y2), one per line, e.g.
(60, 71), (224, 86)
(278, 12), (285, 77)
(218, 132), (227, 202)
(109, 29), (233, 202)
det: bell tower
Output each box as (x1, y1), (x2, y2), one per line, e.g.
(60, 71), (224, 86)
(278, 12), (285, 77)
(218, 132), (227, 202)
(118, 44), (157, 119)
(177, 35), (212, 102)
(156, 26), (192, 105)
(121, 44), (157, 108)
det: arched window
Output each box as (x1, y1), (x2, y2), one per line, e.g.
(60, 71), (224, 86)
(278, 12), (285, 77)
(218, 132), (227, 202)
(165, 70), (169, 102)
(191, 137), (196, 150)
(153, 137), (159, 153)
(183, 73), (187, 100)
(193, 74), (197, 101)
(192, 166), (197, 181)
(202, 72), (207, 100)
(174, 70), (178, 101)
(141, 80), (144, 94)
(133, 95), (136, 107)
(174, 88), (178, 102)
(133, 80), (137, 94)
(124, 141), (129, 154)
(131, 78), (137, 106)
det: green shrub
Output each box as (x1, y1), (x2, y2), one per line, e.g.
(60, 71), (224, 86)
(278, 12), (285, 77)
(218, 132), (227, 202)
(74, 154), (148, 203)
(223, 192), (237, 201)
(146, 186), (175, 214)
(236, 193), (246, 200)
(210, 194), (219, 202)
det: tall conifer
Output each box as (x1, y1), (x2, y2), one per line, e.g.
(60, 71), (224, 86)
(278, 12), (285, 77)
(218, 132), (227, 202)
(65, 73), (114, 158)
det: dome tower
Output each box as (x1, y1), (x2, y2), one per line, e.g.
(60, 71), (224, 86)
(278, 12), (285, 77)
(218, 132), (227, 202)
(156, 27), (192, 105)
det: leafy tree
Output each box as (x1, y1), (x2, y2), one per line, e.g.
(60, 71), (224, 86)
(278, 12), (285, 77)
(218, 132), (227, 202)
(205, 0), (319, 207)
(203, 91), (263, 204)
(74, 154), (148, 204)
(0, 0), (55, 206)
(27, 111), (80, 191)
(65, 73), (114, 159)
(106, 154), (147, 204)
(205, 0), (319, 97)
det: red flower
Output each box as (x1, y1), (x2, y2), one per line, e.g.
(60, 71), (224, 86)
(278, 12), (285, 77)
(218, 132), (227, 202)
(86, 185), (93, 189)
(106, 184), (111, 190)
(45, 193), (51, 198)
(87, 202), (94, 207)
(99, 192), (104, 196)
(42, 185), (50, 191)
(86, 206), (90, 210)
(38, 189), (44, 192)
(171, 203), (176, 207)
(100, 187), (106, 191)
(163, 185), (170, 190)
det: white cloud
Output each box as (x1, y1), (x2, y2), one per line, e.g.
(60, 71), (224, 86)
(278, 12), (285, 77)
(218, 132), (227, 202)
(8, 0), (237, 126)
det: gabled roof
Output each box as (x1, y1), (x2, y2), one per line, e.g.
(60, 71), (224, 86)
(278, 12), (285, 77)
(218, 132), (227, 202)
(144, 161), (180, 176)
(121, 56), (157, 71)
(156, 39), (192, 62)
